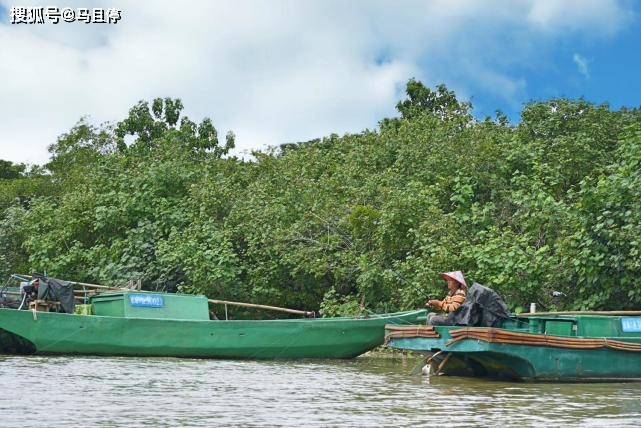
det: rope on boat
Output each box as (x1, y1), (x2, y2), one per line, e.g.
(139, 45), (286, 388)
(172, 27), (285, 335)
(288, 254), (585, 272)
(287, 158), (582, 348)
(446, 328), (641, 352)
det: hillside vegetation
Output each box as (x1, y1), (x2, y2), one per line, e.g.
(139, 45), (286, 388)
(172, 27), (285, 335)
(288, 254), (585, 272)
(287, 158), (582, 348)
(1, 81), (640, 315)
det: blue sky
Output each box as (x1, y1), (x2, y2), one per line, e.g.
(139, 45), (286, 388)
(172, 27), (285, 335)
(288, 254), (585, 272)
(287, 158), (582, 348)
(471, 21), (641, 120)
(0, 0), (640, 163)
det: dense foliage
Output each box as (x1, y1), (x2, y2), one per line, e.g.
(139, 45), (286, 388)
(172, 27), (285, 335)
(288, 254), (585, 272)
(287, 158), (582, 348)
(1, 82), (640, 316)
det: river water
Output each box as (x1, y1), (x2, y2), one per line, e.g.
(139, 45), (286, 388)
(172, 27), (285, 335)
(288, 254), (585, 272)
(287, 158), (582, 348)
(1, 354), (640, 427)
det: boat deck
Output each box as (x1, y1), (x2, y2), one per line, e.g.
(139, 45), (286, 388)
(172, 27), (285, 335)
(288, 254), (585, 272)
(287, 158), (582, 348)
(385, 314), (641, 381)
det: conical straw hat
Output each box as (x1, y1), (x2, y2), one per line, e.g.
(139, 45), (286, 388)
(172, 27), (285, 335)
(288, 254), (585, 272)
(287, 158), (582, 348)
(441, 271), (467, 289)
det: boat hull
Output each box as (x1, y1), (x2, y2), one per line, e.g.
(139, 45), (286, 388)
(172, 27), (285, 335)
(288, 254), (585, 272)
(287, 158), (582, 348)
(0, 308), (425, 359)
(386, 325), (641, 381)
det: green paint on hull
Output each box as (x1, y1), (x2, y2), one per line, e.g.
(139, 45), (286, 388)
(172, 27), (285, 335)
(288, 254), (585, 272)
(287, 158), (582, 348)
(0, 308), (426, 359)
(386, 315), (641, 381)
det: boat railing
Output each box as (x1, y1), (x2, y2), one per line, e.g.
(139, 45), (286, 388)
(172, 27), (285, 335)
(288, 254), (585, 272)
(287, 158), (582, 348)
(519, 311), (641, 317)
(9, 274), (316, 318)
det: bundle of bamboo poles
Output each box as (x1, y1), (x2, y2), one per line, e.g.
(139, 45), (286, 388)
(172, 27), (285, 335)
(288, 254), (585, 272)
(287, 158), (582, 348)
(16, 274), (315, 318)
(447, 327), (641, 352)
(384, 325), (440, 343)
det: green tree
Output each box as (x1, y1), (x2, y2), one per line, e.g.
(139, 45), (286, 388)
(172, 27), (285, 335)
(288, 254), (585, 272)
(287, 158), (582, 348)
(0, 160), (25, 180)
(3, 82), (639, 317)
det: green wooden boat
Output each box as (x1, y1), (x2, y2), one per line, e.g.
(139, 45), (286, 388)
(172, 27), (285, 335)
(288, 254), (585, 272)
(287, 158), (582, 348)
(0, 290), (426, 359)
(385, 312), (641, 381)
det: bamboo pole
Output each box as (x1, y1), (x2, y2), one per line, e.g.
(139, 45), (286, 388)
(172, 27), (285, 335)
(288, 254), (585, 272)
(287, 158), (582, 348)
(19, 274), (124, 291)
(435, 353), (452, 375)
(207, 299), (315, 317)
(4, 290), (94, 299)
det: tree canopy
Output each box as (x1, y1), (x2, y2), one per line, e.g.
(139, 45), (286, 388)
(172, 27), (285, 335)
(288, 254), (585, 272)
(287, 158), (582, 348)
(1, 84), (640, 316)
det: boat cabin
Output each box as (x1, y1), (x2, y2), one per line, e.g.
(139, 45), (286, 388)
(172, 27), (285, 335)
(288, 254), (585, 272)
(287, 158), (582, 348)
(522, 314), (641, 338)
(90, 292), (210, 321)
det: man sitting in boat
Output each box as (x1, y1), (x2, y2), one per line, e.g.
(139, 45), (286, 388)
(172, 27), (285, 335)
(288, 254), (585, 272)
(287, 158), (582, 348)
(425, 271), (467, 325)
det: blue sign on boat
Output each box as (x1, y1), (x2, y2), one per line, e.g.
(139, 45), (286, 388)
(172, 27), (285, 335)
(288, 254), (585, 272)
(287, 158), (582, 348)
(129, 294), (164, 308)
(621, 317), (641, 333)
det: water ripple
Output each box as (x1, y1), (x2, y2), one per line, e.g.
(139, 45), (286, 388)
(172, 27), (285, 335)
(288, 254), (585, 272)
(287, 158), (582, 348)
(1, 355), (640, 427)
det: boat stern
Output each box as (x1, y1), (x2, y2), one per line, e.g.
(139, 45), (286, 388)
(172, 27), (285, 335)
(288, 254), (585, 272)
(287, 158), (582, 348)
(384, 324), (538, 380)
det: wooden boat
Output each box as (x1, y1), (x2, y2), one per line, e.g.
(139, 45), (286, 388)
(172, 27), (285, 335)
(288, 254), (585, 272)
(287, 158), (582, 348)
(0, 289), (426, 359)
(385, 312), (641, 381)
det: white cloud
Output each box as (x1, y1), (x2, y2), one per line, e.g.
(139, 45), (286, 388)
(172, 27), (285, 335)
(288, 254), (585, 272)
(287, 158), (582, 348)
(527, 0), (632, 35)
(0, 0), (634, 164)
(573, 53), (590, 79)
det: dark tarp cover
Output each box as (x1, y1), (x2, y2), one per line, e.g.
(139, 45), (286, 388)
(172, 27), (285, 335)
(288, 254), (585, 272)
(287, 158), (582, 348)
(446, 282), (511, 327)
(36, 276), (76, 314)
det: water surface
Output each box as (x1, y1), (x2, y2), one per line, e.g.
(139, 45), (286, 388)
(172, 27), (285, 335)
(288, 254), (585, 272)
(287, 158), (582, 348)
(1, 355), (640, 427)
